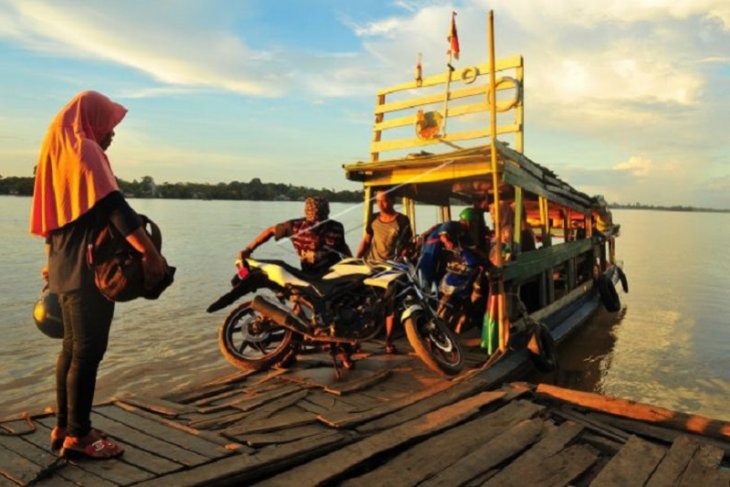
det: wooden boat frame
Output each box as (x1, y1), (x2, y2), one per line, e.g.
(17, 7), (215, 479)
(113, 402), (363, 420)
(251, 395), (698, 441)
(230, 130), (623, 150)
(343, 13), (622, 364)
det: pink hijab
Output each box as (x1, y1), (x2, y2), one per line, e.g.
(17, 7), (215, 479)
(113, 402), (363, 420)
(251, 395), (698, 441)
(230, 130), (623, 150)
(30, 91), (127, 237)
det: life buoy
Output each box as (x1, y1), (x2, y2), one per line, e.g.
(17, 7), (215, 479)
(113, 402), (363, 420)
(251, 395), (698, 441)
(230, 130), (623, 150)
(528, 322), (558, 373)
(616, 266), (629, 293)
(597, 274), (621, 312)
(486, 76), (522, 112)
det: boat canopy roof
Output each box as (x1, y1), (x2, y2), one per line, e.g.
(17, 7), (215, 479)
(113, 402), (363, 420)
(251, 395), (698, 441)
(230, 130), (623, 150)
(344, 141), (596, 215)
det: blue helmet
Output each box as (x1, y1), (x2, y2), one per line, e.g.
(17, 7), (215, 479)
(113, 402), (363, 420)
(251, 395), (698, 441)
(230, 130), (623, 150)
(438, 221), (461, 241)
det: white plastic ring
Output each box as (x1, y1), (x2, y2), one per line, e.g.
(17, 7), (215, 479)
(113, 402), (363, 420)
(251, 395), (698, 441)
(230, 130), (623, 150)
(486, 76), (522, 112)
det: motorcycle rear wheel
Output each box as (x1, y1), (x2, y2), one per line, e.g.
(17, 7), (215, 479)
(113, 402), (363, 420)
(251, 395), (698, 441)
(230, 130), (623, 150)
(404, 312), (464, 376)
(218, 300), (300, 371)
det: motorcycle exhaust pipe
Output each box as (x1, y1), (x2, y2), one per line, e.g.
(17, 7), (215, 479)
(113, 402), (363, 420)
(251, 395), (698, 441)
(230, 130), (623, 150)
(251, 296), (358, 345)
(251, 296), (311, 335)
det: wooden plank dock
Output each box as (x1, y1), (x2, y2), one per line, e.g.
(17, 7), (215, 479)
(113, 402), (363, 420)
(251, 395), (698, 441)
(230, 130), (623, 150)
(2, 339), (729, 486)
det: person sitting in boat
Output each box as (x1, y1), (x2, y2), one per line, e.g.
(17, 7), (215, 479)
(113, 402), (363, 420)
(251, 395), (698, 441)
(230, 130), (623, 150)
(437, 222), (490, 333)
(238, 196), (351, 274)
(517, 205), (537, 251)
(417, 207), (488, 290)
(463, 195), (492, 251)
(488, 200), (515, 266)
(356, 189), (413, 354)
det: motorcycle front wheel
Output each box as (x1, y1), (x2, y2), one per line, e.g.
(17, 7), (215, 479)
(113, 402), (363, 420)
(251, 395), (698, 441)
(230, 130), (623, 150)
(218, 300), (300, 371)
(404, 311), (464, 376)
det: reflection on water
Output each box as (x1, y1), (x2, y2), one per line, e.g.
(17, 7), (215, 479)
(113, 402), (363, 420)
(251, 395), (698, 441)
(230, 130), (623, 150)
(2, 199), (729, 422)
(530, 307), (624, 393)
(530, 208), (730, 422)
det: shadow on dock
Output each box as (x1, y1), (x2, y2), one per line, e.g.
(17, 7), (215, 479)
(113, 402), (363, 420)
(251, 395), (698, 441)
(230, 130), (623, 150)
(1, 338), (729, 486)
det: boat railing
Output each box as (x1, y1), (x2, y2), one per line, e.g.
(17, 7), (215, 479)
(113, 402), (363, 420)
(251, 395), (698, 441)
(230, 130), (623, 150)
(369, 54), (525, 162)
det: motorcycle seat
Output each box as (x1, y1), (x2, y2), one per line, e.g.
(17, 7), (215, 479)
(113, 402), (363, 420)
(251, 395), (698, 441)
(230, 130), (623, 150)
(255, 259), (327, 280)
(255, 259), (360, 297)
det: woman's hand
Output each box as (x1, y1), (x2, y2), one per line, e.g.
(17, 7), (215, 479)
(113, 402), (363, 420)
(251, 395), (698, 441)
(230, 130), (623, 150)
(125, 226), (167, 289)
(41, 266), (49, 282)
(142, 251), (167, 290)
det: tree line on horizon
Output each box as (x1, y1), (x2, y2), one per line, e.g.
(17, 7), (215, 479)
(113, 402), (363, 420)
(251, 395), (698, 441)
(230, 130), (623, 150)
(0, 175), (364, 203)
(2, 174), (727, 212)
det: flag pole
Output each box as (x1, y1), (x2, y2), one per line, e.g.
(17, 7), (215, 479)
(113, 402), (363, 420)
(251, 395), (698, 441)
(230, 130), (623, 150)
(441, 11), (458, 137)
(487, 10), (508, 353)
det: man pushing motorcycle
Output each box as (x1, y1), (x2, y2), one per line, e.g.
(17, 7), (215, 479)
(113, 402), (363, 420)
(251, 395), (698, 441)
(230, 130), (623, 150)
(239, 196), (351, 274)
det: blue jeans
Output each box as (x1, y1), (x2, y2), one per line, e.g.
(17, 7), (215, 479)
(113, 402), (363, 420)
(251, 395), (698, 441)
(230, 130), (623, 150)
(56, 287), (114, 437)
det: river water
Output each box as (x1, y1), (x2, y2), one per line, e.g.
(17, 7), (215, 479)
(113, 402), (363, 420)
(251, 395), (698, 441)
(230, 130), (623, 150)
(1, 196), (728, 421)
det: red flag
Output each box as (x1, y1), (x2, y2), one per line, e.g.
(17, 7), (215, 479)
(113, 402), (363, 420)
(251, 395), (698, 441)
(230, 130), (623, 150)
(448, 11), (460, 60)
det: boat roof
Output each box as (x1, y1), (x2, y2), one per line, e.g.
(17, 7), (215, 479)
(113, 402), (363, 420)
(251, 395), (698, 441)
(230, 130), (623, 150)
(344, 141), (595, 215)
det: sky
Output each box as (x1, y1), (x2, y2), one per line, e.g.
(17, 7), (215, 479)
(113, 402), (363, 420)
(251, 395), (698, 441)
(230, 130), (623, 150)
(1, 0), (729, 208)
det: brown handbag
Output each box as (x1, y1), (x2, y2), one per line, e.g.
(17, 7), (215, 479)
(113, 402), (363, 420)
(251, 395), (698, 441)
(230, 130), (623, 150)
(88, 214), (175, 302)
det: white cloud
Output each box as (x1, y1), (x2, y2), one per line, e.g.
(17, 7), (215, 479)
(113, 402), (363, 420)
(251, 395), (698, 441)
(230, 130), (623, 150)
(0, 0), (278, 96)
(1, 0), (728, 206)
(614, 156), (653, 177)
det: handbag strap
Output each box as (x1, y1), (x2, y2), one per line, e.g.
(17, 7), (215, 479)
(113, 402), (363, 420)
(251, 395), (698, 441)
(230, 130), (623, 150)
(139, 214), (162, 251)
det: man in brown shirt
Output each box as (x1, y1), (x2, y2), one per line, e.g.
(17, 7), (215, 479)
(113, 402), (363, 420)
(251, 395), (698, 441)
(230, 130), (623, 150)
(357, 190), (413, 353)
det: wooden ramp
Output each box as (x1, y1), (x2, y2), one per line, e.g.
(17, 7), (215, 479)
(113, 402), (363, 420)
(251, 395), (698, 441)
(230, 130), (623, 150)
(2, 340), (729, 486)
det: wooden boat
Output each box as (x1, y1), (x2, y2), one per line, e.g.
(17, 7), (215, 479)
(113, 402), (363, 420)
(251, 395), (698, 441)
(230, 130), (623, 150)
(343, 12), (625, 375)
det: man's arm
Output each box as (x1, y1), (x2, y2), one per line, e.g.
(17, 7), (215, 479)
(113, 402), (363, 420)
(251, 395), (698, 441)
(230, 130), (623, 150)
(396, 214), (414, 256)
(356, 234), (371, 258)
(239, 225), (278, 260)
(356, 215), (375, 258)
(335, 223), (353, 257)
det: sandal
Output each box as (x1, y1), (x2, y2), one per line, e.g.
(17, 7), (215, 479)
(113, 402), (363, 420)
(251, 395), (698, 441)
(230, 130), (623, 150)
(51, 427), (107, 451)
(60, 437), (124, 460)
(385, 343), (399, 355)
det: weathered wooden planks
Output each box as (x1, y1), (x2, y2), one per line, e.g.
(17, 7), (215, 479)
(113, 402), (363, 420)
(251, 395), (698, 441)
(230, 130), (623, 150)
(0, 440), (50, 486)
(343, 399), (544, 486)
(420, 418), (546, 486)
(10, 421), (117, 487)
(675, 441), (728, 487)
(257, 390), (508, 486)
(113, 394), (194, 417)
(317, 379), (456, 428)
(646, 435), (701, 487)
(238, 424), (329, 447)
(323, 369), (391, 396)
(589, 435), (667, 487)
(95, 405), (231, 460)
(536, 383), (730, 441)
(83, 413), (209, 467)
(482, 421), (585, 486)
(35, 418), (157, 485)
(3, 345), (730, 487)
(136, 432), (350, 486)
(222, 409), (317, 437)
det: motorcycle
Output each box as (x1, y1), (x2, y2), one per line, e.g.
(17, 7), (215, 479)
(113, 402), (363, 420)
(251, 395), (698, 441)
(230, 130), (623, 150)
(436, 248), (488, 334)
(207, 256), (464, 377)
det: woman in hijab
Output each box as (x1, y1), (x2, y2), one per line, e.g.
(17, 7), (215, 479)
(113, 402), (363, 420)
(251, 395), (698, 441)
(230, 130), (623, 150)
(30, 91), (167, 459)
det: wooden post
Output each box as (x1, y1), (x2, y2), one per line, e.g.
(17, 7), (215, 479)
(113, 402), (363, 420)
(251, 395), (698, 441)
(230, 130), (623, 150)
(371, 94), (385, 162)
(408, 197), (416, 235)
(536, 384), (730, 442)
(513, 186), (523, 256)
(487, 10), (509, 353)
(441, 50), (454, 137)
(362, 187), (372, 238)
